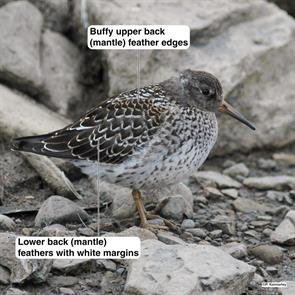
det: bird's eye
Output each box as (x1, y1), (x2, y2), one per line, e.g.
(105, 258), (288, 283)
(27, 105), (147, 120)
(201, 88), (210, 96)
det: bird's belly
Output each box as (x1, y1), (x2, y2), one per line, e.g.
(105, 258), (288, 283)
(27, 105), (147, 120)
(100, 133), (216, 189)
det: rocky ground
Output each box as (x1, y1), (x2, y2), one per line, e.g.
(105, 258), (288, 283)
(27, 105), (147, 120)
(1, 0), (295, 294)
(0, 138), (295, 294)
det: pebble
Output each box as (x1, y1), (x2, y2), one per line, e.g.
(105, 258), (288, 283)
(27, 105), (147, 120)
(186, 228), (207, 238)
(47, 275), (79, 288)
(0, 214), (16, 231)
(96, 260), (116, 271)
(266, 266), (278, 275)
(39, 224), (76, 236)
(266, 190), (287, 201)
(233, 197), (270, 214)
(244, 230), (261, 240)
(180, 231), (193, 240)
(52, 259), (94, 274)
(262, 228), (273, 237)
(223, 163), (250, 178)
(194, 196), (208, 204)
(21, 227), (34, 236)
(193, 171), (241, 189)
(78, 227), (95, 236)
(203, 186), (223, 199)
(181, 219), (195, 229)
(223, 159), (236, 168)
(6, 289), (29, 295)
(271, 210), (295, 245)
(249, 245), (283, 265)
(209, 229), (223, 239)
(35, 195), (91, 227)
(273, 153), (295, 166)
(250, 220), (270, 227)
(210, 215), (236, 235)
(221, 242), (248, 259)
(243, 175), (295, 190)
(59, 287), (75, 295)
(161, 195), (187, 221)
(257, 158), (276, 170)
(221, 188), (238, 199)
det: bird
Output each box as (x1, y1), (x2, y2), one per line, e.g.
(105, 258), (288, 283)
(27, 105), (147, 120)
(11, 69), (255, 231)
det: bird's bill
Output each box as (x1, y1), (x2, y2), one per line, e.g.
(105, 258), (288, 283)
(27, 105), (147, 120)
(219, 101), (256, 130)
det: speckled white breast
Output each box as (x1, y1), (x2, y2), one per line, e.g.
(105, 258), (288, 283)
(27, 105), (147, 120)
(93, 108), (218, 189)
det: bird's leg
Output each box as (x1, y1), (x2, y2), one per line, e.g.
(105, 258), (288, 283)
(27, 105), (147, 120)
(132, 189), (167, 232)
(143, 196), (180, 234)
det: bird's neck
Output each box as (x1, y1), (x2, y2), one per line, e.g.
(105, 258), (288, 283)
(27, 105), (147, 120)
(160, 76), (186, 104)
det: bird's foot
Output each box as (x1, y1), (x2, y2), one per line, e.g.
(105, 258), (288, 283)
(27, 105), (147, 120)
(140, 221), (169, 233)
(145, 212), (180, 234)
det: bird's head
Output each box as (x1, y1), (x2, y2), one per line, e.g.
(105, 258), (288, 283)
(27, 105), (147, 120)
(178, 69), (255, 130)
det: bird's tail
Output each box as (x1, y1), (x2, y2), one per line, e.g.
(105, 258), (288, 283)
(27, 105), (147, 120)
(11, 134), (51, 156)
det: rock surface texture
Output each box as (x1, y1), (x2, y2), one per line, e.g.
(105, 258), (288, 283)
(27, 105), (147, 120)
(0, 1), (43, 97)
(124, 239), (255, 295)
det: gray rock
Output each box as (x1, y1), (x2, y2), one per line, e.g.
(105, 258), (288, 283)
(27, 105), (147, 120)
(186, 228), (207, 239)
(74, 0), (295, 155)
(29, 0), (70, 33)
(221, 242), (248, 259)
(0, 83), (69, 141)
(249, 245), (283, 265)
(78, 227), (95, 236)
(146, 183), (194, 219)
(266, 266), (278, 275)
(203, 186), (224, 199)
(35, 195), (91, 227)
(0, 214), (16, 231)
(161, 195), (188, 221)
(41, 30), (83, 117)
(223, 163), (250, 178)
(209, 229), (223, 239)
(244, 176), (295, 190)
(257, 158), (277, 170)
(124, 239), (255, 295)
(221, 188), (239, 199)
(52, 259), (94, 275)
(59, 287), (75, 295)
(38, 224), (76, 236)
(273, 153), (295, 166)
(0, 233), (52, 283)
(0, 265), (10, 285)
(104, 226), (157, 241)
(271, 210), (295, 245)
(5, 289), (29, 295)
(47, 275), (79, 288)
(181, 219), (195, 230)
(194, 171), (241, 189)
(266, 190), (288, 201)
(233, 197), (271, 214)
(157, 231), (187, 245)
(281, 281), (295, 295)
(210, 215), (236, 235)
(0, 1), (43, 97)
(96, 260), (117, 271)
(100, 182), (135, 220)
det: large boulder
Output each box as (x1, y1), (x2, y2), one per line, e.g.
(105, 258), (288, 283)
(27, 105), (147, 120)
(0, 1), (44, 97)
(41, 29), (83, 117)
(124, 239), (255, 295)
(28, 0), (70, 33)
(73, 0), (295, 155)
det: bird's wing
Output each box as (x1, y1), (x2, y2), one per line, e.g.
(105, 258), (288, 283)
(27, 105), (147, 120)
(20, 91), (170, 164)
